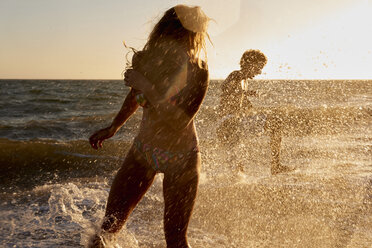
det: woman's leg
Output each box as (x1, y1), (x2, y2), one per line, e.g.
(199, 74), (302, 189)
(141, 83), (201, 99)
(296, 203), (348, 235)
(101, 147), (156, 233)
(162, 152), (201, 248)
(89, 148), (156, 248)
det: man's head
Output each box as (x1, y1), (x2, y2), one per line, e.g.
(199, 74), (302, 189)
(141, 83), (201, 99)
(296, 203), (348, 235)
(240, 49), (267, 78)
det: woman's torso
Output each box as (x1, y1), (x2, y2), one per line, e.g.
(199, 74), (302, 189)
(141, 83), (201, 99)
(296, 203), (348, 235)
(136, 60), (208, 152)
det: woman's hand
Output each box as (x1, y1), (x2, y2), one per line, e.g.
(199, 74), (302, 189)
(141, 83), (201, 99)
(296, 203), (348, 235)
(124, 69), (151, 93)
(89, 126), (116, 149)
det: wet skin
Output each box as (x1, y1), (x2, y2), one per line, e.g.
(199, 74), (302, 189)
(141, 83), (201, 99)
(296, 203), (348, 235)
(89, 59), (208, 248)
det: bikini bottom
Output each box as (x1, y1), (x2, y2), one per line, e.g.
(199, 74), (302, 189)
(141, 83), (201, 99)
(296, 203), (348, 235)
(133, 139), (199, 173)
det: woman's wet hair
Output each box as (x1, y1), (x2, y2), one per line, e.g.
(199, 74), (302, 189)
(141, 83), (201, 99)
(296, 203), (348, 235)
(143, 6), (208, 67)
(125, 5), (209, 94)
(126, 6), (209, 72)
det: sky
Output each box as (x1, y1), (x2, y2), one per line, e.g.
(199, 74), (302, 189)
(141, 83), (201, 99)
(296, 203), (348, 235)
(0, 0), (371, 80)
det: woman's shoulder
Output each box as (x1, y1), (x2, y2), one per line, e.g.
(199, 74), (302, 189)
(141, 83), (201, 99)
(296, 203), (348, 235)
(199, 60), (208, 70)
(189, 59), (209, 82)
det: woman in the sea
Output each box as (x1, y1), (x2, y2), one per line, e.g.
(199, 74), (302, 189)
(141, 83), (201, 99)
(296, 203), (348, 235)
(88, 5), (210, 248)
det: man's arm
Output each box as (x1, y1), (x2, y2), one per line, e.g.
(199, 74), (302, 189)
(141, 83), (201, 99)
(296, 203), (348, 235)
(218, 71), (242, 116)
(246, 90), (258, 97)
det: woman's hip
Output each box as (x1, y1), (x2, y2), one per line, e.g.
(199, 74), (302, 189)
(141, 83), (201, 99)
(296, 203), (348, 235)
(132, 138), (200, 174)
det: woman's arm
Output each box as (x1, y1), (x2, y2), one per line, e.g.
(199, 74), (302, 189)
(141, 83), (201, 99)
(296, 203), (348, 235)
(109, 88), (140, 132)
(89, 88), (139, 149)
(153, 76), (209, 130)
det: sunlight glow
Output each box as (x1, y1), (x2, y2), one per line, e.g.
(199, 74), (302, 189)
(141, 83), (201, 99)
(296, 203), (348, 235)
(259, 1), (372, 79)
(181, 0), (241, 36)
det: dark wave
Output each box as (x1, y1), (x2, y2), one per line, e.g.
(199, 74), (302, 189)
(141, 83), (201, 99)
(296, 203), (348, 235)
(0, 139), (131, 190)
(29, 98), (76, 104)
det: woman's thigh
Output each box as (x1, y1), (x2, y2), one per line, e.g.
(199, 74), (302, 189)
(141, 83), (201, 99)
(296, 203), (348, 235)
(103, 147), (156, 226)
(162, 152), (201, 234)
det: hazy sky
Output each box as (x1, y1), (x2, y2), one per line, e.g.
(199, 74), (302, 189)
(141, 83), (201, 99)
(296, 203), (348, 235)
(1, 0), (371, 79)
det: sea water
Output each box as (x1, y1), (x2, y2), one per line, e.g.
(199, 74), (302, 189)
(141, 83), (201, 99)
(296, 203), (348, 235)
(0, 79), (371, 247)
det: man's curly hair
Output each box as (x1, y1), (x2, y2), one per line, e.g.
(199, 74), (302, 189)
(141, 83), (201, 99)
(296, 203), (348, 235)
(240, 49), (267, 68)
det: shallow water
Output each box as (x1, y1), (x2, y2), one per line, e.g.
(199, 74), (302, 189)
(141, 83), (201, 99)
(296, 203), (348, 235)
(0, 79), (371, 247)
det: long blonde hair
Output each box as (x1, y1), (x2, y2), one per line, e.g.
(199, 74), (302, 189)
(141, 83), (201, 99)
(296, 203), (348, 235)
(124, 6), (209, 95)
(142, 6), (209, 68)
